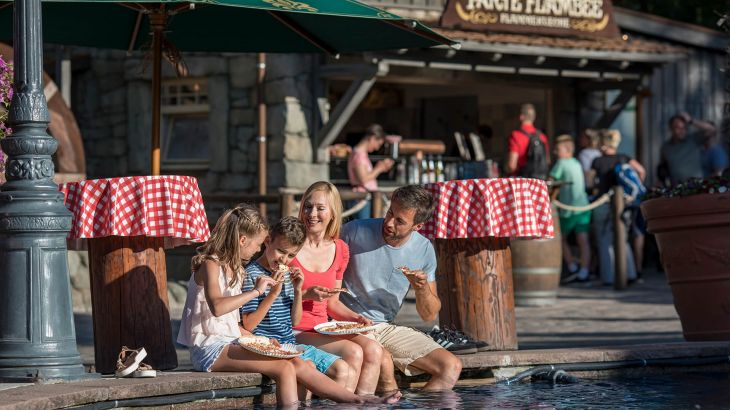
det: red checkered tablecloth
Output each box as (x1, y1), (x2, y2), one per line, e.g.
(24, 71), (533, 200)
(59, 175), (210, 244)
(420, 178), (554, 240)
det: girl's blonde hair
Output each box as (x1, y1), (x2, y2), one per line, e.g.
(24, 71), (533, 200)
(192, 203), (268, 288)
(298, 181), (343, 240)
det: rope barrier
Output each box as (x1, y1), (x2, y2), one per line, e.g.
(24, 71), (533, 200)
(342, 193), (370, 218)
(551, 190), (637, 213)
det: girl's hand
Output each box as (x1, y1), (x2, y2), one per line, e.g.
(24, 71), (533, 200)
(302, 286), (336, 301)
(290, 267), (304, 292)
(254, 275), (277, 296)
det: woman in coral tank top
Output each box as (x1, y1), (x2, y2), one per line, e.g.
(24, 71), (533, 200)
(291, 181), (385, 395)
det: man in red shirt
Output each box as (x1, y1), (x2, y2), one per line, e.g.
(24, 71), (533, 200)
(505, 103), (550, 178)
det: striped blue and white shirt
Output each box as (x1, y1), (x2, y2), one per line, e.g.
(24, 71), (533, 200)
(240, 261), (296, 344)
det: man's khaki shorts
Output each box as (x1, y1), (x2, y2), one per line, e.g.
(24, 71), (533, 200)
(366, 323), (442, 376)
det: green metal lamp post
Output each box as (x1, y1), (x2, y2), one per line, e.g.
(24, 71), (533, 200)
(0, 0), (89, 380)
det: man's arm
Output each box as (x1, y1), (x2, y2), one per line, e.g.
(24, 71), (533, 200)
(403, 269), (441, 322)
(505, 151), (519, 175)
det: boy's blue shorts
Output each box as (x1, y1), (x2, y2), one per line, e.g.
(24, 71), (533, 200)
(298, 344), (340, 374)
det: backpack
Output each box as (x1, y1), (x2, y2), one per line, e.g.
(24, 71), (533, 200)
(614, 162), (646, 204)
(518, 128), (549, 179)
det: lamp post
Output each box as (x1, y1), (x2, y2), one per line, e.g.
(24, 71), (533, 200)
(0, 0), (89, 380)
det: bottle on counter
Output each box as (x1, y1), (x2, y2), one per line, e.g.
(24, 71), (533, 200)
(436, 155), (445, 182)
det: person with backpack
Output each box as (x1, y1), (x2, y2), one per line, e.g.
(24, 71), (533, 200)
(590, 129), (645, 286)
(505, 103), (550, 179)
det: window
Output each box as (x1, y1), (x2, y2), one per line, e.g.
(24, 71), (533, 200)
(160, 78), (210, 170)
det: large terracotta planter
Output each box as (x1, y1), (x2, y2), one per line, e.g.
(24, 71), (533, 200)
(641, 192), (730, 341)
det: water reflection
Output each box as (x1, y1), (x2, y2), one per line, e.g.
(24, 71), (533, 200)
(247, 372), (730, 409)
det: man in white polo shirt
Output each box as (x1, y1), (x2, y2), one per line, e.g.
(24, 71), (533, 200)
(339, 185), (462, 391)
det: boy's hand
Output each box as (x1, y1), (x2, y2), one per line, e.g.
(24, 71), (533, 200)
(290, 267), (304, 292)
(302, 286), (336, 301)
(269, 270), (285, 297)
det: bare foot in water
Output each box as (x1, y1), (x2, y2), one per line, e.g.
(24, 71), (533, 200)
(361, 390), (402, 404)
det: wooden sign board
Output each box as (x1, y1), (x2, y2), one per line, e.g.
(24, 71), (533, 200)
(440, 0), (621, 39)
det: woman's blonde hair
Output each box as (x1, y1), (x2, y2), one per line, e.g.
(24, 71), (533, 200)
(298, 181), (343, 240)
(191, 203), (268, 288)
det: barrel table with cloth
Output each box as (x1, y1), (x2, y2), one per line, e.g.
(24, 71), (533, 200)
(422, 178), (554, 350)
(59, 176), (210, 373)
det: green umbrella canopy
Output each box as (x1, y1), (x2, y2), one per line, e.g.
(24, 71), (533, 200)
(0, 0), (457, 53)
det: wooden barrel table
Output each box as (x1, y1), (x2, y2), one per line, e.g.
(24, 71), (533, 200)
(511, 206), (562, 307)
(434, 237), (518, 350)
(88, 236), (178, 374)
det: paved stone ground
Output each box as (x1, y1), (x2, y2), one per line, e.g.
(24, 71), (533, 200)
(71, 268), (682, 369)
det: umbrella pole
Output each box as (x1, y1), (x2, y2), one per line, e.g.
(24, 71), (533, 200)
(257, 53), (267, 218)
(150, 12), (165, 176)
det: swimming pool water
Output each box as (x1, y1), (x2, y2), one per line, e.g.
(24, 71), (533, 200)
(251, 372), (730, 409)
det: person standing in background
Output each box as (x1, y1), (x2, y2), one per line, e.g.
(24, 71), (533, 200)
(347, 124), (394, 219)
(701, 122), (729, 177)
(577, 128), (602, 191)
(658, 112), (715, 186)
(505, 103), (550, 179)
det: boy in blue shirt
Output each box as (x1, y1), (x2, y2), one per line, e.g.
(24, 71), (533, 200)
(241, 216), (352, 393)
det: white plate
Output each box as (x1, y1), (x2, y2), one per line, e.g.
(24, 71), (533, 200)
(313, 321), (379, 335)
(238, 337), (304, 359)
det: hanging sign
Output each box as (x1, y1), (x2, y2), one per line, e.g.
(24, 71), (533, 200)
(440, 0), (621, 39)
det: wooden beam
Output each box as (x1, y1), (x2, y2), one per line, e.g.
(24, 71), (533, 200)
(595, 86), (640, 129)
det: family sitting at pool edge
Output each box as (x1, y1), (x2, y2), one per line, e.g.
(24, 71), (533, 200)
(177, 183), (468, 407)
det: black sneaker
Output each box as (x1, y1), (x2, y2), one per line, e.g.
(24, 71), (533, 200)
(446, 328), (491, 352)
(427, 326), (477, 355)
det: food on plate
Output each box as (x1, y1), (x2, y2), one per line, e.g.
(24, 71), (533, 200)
(321, 322), (368, 332)
(239, 336), (298, 356)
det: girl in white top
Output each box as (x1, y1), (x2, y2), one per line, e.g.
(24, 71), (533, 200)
(177, 204), (401, 408)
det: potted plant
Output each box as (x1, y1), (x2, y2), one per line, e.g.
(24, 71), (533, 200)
(640, 176), (730, 341)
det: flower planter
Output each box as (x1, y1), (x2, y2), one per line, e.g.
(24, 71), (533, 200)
(641, 192), (730, 341)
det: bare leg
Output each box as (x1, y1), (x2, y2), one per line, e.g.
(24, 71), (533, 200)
(341, 334), (383, 395)
(633, 234), (645, 274)
(576, 232), (590, 272)
(291, 358), (401, 404)
(408, 348), (462, 391)
(324, 359), (352, 390)
(377, 349), (398, 393)
(296, 332), (364, 392)
(212, 344), (299, 407)
(298, 359), (315, 401)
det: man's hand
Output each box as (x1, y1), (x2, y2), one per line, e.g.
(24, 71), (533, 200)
(302, 286), (336, 301)
(403, 269), (429, 290)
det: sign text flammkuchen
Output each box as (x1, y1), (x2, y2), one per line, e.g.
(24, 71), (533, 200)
(440, 0), (620, 39)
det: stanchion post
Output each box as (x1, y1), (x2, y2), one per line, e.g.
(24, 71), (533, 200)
(372, 191), (383, 218)
(281, 192), (295, 218)
(613, 186), (627, 290)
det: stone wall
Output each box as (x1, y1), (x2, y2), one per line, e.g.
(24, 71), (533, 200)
(72, 50), (328, 193)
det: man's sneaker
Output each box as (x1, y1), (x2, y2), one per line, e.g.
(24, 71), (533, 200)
(445, 328), (491, 352)
(427, 326), (477, 355)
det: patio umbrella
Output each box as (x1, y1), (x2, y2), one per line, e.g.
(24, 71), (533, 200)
(0, 0), (457, 175)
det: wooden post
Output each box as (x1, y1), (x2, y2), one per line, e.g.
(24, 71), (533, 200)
(613, 186), (627, 290)
(281, 192), (295, 218)
(372, 191), (383, 218)
(433, 237), (517, 350)
(87, 236), (177, 374)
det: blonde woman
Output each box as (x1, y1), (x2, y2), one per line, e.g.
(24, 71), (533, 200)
(291, 181), (385, 395)
(177, 203), (400, 407)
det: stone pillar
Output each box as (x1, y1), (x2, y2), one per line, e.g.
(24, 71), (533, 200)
(0, 0), (90, 381)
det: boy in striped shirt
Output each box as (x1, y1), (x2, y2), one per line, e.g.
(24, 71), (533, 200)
(241, 217), (351, 391)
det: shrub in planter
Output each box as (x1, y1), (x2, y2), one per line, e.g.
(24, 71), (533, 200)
(641, 177), (730, 341)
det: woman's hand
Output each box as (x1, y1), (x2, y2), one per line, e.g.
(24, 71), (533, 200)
(290, 267), (304, 292)
(375, 158), (394, 173)
(302, 286), (336, 301)
(354, 314), (373, 326)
